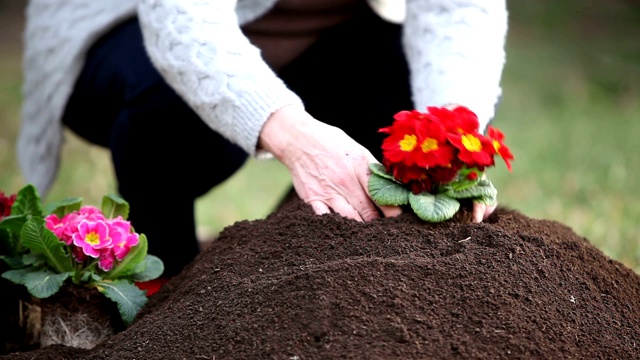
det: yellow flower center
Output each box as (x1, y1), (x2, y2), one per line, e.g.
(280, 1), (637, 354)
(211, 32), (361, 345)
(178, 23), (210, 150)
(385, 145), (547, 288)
(493, 139), (501, 152)
(462, 134), (482, 152)
(421, 137), (439, 153)
(85, 232), (100, 245)
(399, 134), (418, 152)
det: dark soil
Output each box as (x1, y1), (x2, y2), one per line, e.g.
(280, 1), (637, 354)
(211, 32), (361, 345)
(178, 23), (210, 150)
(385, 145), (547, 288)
(2, 196), (640, 359)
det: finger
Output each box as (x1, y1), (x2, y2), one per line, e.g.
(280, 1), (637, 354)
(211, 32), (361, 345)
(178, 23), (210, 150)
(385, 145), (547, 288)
(349, 194), (382, 222)
(356, 161), (392, 220)
(483, 203), (498, 220)
(357, 201), (382, 222)
(308, 200), (331, 216)
(379, 205), (402, 218)
(327, 196), (366, 222)
(472, 202), (486, 223)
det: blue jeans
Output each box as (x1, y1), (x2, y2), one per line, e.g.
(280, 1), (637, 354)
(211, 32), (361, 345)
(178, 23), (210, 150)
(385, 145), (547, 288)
(62, 8), (412, 276)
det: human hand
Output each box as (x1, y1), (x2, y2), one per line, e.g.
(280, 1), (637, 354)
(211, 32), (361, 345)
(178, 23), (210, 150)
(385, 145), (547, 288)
(472, 202), (497, 223)
(259, 105), (402, 222)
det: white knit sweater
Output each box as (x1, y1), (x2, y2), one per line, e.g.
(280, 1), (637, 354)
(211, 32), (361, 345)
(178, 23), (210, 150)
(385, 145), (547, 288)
(18, 0), (508, 196)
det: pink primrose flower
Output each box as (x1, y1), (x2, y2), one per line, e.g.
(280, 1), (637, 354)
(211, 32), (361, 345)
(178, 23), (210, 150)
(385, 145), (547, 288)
(113, 232), (139, 261)
(44, 212), (80, 244)
(46, 207), (108, 245)
(47, 213), (85, 245)
(44, 214), (68, 243)
(98, 248), (116, 271)
(77, 206), (107, 221)
(72, 220), (112, 258)
(109, 218), (140, 260)
(109, 216), (131, 233)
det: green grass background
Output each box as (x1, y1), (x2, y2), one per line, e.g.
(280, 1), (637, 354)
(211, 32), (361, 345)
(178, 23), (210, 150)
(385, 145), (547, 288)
(1, 1), (639, 272)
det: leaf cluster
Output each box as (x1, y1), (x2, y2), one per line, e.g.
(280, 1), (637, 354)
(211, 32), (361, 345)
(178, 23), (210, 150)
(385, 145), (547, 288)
(368, 163), (497, 222)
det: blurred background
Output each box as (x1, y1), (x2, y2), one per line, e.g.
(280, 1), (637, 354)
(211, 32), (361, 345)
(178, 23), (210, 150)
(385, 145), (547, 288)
(1, 1), (639, 272)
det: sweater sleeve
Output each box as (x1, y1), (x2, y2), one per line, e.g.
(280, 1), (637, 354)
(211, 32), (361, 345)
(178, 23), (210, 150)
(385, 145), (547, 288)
(403, 0), (508, 132)
(137, 0), (304, 156)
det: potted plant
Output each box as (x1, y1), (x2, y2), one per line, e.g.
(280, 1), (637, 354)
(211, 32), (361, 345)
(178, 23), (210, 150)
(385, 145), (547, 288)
(0, 185), (164, 349)
(368, 105), (514, 222)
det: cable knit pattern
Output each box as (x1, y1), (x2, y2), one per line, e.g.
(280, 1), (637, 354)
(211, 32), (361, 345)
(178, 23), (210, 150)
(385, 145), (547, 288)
(19, 1), (138, 196)
(137, 0), (303, 159)
(404, 0), (507, 131)
(18, 0), (507, 198)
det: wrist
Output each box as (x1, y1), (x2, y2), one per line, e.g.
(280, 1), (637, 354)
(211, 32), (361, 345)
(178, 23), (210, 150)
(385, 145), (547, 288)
(258, 104), (312, 162)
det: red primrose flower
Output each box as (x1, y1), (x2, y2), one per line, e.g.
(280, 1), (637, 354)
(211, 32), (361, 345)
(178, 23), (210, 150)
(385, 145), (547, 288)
(378, 106), (513, 193)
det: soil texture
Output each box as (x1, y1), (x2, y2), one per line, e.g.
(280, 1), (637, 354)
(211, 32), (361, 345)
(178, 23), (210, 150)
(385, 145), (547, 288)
(1, 197), (640, 359)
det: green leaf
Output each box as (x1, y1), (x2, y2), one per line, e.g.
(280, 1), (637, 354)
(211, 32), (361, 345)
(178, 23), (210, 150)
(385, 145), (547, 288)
(21, 217), (74, 273)
(0, 255), (25, 269)
(445, 177), (480, 192)
(474, 193), (498, 206)
(368, 174), (409, 206)
(0, 207), (35, 259)
(0, 214), (29, 234)
(131, 255), (164, 282)
(3, 268), (70, 298)
(22, 253), (46, 266)
(0, 214), (29, 256)
(25, 271), (71, 298)
(409, 192), (460, 223)
(2, 267), (32, 284)
(447, 179), (498, 205)
(45, 197), (83, 218)
(11, 184), (43, 218)
(95, 280), (148, 326)
(368, 163), (397, 181)
(102, 194), (130, 220)
(477, 179), (498, 205)
(104, 234), (148, 280)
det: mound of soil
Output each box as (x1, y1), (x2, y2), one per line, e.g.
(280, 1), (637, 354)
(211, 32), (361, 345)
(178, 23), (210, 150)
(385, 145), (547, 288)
(2, 197), (640, 359)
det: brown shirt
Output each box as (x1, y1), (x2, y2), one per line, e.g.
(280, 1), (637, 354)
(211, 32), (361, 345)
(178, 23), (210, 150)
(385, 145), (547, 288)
(242, 0), (367, 71)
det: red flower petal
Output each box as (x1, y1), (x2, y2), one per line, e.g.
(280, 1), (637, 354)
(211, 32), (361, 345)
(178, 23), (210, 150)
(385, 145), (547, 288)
(448, 133), (496, 168)
(136, 278), (170, 296)
(377, 106), (514, 196)
(427, 105), (479, 134)
(488, 126), (514, 171)
(0, 191), (16, 220)
(380, 112), (453, 168)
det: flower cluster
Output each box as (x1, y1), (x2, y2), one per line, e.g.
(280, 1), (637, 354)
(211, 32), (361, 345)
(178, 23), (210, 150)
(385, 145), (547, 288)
(45, 206), (140, 272)
(379, 106), (513, 194)
(0, 185), (164, 325)
(368, 105), (513, 222)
